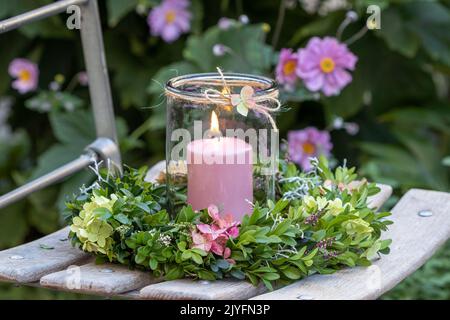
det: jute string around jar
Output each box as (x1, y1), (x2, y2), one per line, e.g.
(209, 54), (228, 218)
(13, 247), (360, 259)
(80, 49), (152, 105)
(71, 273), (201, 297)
(165, 68), (281, 132)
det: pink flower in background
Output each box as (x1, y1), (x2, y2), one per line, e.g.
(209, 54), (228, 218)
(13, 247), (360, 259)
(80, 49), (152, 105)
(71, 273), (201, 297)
(218, 17), (233, 30)
(288, 127), (333, 171)
(8, 58), (39, 94)
(276, 48), (299, 90)
(296, 37), (357, 96)
(147, 0), (192, 43)
(77, 71), (88, 86)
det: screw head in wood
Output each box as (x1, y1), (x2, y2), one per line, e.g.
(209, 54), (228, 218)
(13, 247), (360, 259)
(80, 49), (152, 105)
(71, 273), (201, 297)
(418, 210), (433, 217)
(9, 255), (24, 260)
(100, 268), (114, 273)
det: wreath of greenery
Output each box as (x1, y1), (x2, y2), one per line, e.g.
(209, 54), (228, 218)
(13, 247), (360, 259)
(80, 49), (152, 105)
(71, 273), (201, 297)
(64, 157), (392, 290)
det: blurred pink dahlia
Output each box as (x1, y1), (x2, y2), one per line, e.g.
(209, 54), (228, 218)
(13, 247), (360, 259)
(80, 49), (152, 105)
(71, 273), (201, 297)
(297, 37), (357, 96)
(147, 0), (191, 43)
(288, 127), (333, 171)
(275, 48), (299, 90)
(8, 58), (39, 94)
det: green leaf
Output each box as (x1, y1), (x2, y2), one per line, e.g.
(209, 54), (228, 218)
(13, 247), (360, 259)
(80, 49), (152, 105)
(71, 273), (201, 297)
(288, 12), (343, 46)
(198, 270), (216, 280)
(405, 2), (450, 66)
(149, 258), (158, 270)
(181, 250), (192, 261)
(303, 248), (318, 261)
(176, 206), (198, 223)
(107, 0), (139, 27)
(376, 8), (420, 58)
(177, 241), (187, 251)
(231, 269), (246, 280)
(135, 202), (151, 214)
(261, 272), (280, 281)
(165, 266), (184, 280)
(191, 252), (203, 265)
(114, 213), (130, 225)
(443, 156), (450, 167)
(183, 24), (273, 73)
(281, 266), (302, 280)
(191, 248), (208, 256)
(93, 208), (112, 221)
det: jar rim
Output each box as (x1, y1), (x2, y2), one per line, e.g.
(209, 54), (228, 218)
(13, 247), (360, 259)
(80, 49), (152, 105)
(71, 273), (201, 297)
(165, 72), (278, 102)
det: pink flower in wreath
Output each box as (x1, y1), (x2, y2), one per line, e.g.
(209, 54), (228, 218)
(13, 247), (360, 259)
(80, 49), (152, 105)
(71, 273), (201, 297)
(191, 230), (213, 252)
(296, 37), (357, 96)
(191, 205), (239, 262)
(288, 127), (333, 171)
(275, 48), (298, 90)
(147, 0), (192, 43)
(205, 205), (239, 238)
(8, 58), (39, 94)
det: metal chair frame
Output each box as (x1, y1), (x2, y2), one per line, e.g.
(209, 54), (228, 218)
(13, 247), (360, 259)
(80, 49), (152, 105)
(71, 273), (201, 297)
(0, 0), (122, 209)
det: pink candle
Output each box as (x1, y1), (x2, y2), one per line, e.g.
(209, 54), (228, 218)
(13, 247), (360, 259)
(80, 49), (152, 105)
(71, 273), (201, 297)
(187, 136), (253, 221)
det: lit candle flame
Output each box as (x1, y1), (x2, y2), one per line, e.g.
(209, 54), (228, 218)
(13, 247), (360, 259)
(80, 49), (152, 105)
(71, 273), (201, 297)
(210, 111), (220, 135)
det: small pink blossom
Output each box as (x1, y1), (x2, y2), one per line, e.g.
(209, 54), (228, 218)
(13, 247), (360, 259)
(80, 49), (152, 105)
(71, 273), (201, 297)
(190, 205), (239, 259)
(206, 205), (240, 238)
(191, 230), (212, 252)
(77, 71), (88, 86)
(147, 0), (192, 43)
(276, 48), (298, 90)
(210, 235), (227, 256)
(8, 58), (39, 94)
(218, 17), (233, 30)
(297, 37), (357, 96)
(288, 127), (333, 171)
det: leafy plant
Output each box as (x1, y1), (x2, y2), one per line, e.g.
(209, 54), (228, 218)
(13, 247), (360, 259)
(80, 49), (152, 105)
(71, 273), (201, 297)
(65, 157), (392, 290)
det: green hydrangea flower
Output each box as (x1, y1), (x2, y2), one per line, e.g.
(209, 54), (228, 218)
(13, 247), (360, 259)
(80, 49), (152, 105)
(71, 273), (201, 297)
(342, 218), (374, 236)
(303, 195), (328, 213)
(70, 194), (117, 259)
(326, 198), (353, 216)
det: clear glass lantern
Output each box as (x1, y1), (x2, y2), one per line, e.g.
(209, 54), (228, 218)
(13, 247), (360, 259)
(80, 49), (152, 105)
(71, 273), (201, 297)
(165, 73), (279, 220)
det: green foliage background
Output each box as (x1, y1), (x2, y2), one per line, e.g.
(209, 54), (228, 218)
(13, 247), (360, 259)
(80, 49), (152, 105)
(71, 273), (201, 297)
(0, 0), (449, 299)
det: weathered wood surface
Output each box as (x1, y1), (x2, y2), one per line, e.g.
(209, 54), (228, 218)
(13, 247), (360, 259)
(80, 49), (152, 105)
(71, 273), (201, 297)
(40, 262), (159, 296)
(0, 227), (89, 283)
(252, 188), (450, 300)
(139, 279), (266, 300)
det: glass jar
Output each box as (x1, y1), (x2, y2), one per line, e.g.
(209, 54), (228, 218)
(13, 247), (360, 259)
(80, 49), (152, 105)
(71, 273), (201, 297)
(165, 73), (279, 220)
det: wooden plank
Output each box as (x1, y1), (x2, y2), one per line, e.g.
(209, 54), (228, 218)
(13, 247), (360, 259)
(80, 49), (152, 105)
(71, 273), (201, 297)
(136, 184), (392, 300)
(40, 262), (159, 296)
(0, 227), (89, 283)
(139, 279), (266, 300)
(252, 188), (450, 300)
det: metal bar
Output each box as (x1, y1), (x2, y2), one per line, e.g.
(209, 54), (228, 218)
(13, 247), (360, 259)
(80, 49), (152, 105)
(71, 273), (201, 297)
(0, 0), (88, 34)
(79, 0), (120, 151)
(0, 152), (97, 210)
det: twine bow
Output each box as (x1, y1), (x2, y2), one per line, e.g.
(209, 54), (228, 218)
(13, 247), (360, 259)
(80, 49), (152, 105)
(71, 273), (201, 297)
(204, 68), (281, 132)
